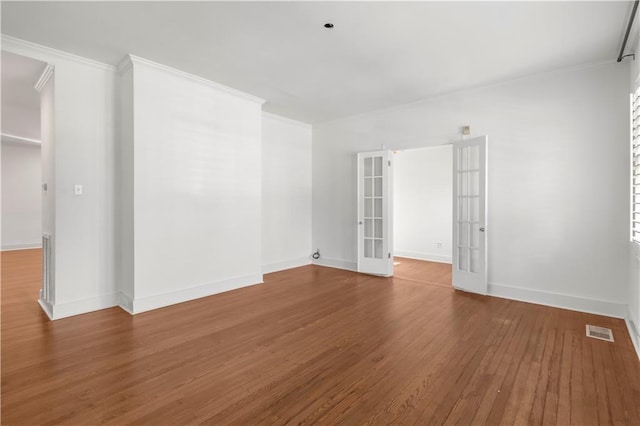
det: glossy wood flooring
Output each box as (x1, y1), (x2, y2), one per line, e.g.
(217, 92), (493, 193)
(393, 256), (452, 288)
(2, 249), (640, 425)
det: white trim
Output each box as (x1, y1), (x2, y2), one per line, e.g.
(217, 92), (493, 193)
(394, 250), (452, 264)
(1, 35), (115, 71)
(313, 257), (357, 272)
(38, 299), (54, 320)
(1, 133), (42, 146)
(625, 306), (640, 360)
(45, 293), (119, 320)
(119, 54), (266, 105)
(33, 63), (54, 93)
(263, 257), (311, 274)
(117, 292), (134, 315)
(487, 282), (627, 319)
(262, 112), (312, 129)
(2, 242), (42, 251)
(127, 274), (264, 315)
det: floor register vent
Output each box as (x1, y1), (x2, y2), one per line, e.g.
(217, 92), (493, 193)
(586, 325), (614, 342)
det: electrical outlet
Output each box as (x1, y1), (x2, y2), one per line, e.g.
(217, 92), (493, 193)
(436, 242), (443, 248)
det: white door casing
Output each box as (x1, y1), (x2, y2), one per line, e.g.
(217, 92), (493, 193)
(452, 136), (488, 294)
(357, 150), (394, 277)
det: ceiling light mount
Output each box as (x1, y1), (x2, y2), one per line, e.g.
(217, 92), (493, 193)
(324, 23), (334, 29)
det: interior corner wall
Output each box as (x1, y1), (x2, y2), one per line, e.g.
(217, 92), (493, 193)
(393, 146), (452, 263)
(123, 58), (263, 313)
(1, 142), (42, 250)
(628, 36), (640, 356)
(261, 113), (312, 273)
(2, 39), (117, 319)
(313, 61), (630, 317)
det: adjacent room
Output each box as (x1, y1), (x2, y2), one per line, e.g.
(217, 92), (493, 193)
(1, 1), (639, 424)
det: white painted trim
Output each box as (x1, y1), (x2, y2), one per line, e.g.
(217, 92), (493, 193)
(117, 292), (134, 315)
(625, 309), (640, 360)
(119, 54), (266, 105)
(128, 274), (264, 314)
(1, 35), (115, 71)
(313, 257), (357, 272)
(262, 112), (312, 129)
(394, 250), (452, 264)
(1, 133), (42, 146)
(488, 282), (627, 319)
(38, 299), (54, 320)
(262, 257), (311, 274)
(2, 243), (42, 251)
(33, 63), (54, 93)
(47, 293), (119, 320)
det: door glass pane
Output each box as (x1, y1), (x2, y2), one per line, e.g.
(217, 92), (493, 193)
(458, 247), (468, 271)
(374, 219), (383, 238)
(365, 199), (373, 218)
(364, 157), (373, 177)
(374, 177), (383, 196)
(470, 223), (479, 248)
(374, 239), (383, 259)
(365, 239), (373, 258)
(374, 198), (382, 218)
(469, 145), (479, 169)
(470, 197), (479, 222)
(365, 178), (372, 197)
(374, 156), (383, 176)
(365, 219), (373, 238)
(470, 171), (479, 196)
(470, 249), (480, 273)
(458, 222), (468, 246)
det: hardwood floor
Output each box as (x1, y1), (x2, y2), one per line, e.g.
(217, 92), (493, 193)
(393, 256), (452, 288)
(2, 249), (640, 425)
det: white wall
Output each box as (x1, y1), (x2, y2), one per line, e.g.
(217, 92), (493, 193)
(313, 62), (630, 318)
(393, 146), (452, 263)
(118, 56), (264, 314)
(1, 141), (41, 250)
(1, 104), (40, 140)
(2, 37), (117, 319)
(262, 112), (312, 273)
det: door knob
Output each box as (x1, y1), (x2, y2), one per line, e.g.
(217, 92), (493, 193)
(358, 221), (363, 225)
(479, 227), (485, 232)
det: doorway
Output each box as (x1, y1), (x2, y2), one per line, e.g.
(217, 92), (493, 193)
(392, 145), (453, 286)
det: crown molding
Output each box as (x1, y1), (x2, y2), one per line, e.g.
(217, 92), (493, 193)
(1, 133), (42, 146)
(262, 111), (312, 129)
(120, 54), (266, 105)
(1, 34), (115, 72)
(33, 63), (54, 93)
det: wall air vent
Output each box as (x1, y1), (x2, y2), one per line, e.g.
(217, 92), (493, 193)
(586, 324), (614, 342)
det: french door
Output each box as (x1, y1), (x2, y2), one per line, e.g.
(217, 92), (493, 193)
(357, 151), (393, 276)
(452, 136), (488, 294)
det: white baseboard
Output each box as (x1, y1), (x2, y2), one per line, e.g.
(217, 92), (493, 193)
(124, 273), (264, 314)
(488, 282), (627, 319)
(313, 257), (357, 272)
(263, 257), (311, 274)
(42, 293), (119, 320)
(626, 306), (640, 360)
(2, 242), (42, 251)
(394, 250), (452, 264)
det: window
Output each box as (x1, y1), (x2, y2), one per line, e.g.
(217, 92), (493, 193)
(633, 87), (640, 243)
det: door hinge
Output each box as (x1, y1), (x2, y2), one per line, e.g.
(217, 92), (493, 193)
(388, 160), (391, 166)
(388, 253), (391, 258)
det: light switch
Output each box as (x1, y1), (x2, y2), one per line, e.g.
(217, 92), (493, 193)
(74, 184), (83, 196)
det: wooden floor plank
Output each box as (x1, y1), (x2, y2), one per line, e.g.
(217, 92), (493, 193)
(2, 250), (639, 425)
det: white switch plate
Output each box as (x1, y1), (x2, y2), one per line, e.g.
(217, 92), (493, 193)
(74, 184), (83, 196)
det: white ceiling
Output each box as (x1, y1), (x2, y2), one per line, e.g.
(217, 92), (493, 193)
(0, 1), (635, 124)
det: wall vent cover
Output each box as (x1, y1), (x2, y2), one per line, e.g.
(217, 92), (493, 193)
(586, 325), (614, 342)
